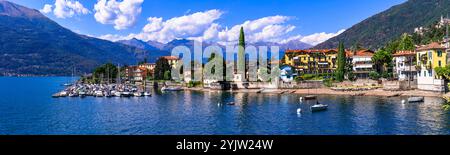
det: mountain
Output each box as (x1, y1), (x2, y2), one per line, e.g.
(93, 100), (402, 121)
(315, 0), (450, 50)
(0, 1), (145, 76)
(117, 38), (170, 62)
(146, 40), (165, 50)
(119, 37), (311, 62)
(117, 38), (160, 51)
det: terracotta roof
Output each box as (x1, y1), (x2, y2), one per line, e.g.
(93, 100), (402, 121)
(286, 48), (374, 57)
(346, 49), (374, 57)
(285, 49), (338, 54)
(416, 42), (446, 51)
(393, 50), (415, 57)
(161, 56), (180, 60)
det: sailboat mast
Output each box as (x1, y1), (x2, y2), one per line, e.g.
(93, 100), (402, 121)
(117, 64), (121, 84)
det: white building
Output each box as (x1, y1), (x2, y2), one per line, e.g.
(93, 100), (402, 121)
(348, 49), (375, 79)
(393, 51), (417, 81)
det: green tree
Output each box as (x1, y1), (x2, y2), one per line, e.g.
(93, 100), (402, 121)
(372, 48), (393, 75)
(398, 33), (415, 51)
(93, 63), (118, 84)
(238, 26), (246, 78)
(154, 57), (172, 80)
(334, 42), (346, 82)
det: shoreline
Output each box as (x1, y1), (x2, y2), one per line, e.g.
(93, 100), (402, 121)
(185, 87), (446, 98)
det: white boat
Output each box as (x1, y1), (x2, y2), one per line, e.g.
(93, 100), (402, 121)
(94, 91), (104, 97)
(311, 103), (328, 112)
(68, 93), (78, 97)
(226, 102), (235, 105)
(133, 92), (143, 97)
(121, 91), (132, 97)
(114, 91), (122, 97)
(408, 97), (424, 103)
(62, 83), (72, 86)
(79, 91), (86, 97)
(52, 91), (68, 98)
(143, 92), (152, 96)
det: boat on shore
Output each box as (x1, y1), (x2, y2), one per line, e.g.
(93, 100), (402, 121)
(304, 95), (317, 100)
(161, 86), (182, 91)
(408, 96), (424, 103)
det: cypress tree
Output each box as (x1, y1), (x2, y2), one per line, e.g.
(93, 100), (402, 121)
(335, 42), (346, 82)
(237, 27), (246, 79)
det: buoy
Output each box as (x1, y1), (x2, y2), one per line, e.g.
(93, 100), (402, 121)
(297, 108), (302, 114)
(299, 97), (303, 103)
(401, 100), (405, 104)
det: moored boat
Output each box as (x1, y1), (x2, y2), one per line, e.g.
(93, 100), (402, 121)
(161, 86), (182, 91)
(121, 91), (132, 97)
(311, 102), (328, 112)
(143, 92), (152, 96)
(133, 92), (143, 97)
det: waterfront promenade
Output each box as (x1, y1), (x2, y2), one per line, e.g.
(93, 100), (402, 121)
(186, 87), (446, 98)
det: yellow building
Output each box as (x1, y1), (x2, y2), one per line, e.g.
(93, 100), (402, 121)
(284, 49), (338, 74)
(416, 42), (447, 91)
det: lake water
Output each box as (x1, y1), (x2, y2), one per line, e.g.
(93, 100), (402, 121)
(0, 77), (449, 135)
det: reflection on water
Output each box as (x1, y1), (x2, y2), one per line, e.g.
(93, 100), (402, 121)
(0, 77), (449, 135)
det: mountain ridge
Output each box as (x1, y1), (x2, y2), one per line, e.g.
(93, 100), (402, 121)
(315, 0), (450, 49)
(0, 1), (147, 76)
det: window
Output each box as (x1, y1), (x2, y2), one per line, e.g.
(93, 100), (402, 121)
(438, 50), (442, 57)
(429, 70), (432, 77)
(439, 60), (442, 67)
(418, 71), (421, 77)
(428, 51), (432, 60)
(424, 71), (426, 77)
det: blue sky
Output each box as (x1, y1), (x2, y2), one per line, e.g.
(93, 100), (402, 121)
(9, 0), (406, 45)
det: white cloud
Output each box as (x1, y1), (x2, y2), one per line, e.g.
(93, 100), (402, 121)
(40, 4), (53, 14)
(218, 15), (295, 43)
(129, 12), (295, 44)
(142, 17), (163, 33)
(96, 9), (345, 46)
(137, 9), (223, 43)
(98, 33), (136, 42)
(94, 0), (144, 30)
(48, 0), (90, 19)
(299, 29), (345, 45)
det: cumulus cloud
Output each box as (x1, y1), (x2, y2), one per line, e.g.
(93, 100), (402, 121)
(142, 17), (163, 33)
(94, 0), (144, 30)
(45, 0), (90, 19)
(299, 29), (345, 45)
(96, 9), (344, 46)
(218, 15), (295, 43)
(40, 4), (53, 14)
(123, 12), (295, 44)
(137, 9), (223, 43)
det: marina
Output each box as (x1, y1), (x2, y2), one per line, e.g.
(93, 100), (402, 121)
(52, 83), (153, 98)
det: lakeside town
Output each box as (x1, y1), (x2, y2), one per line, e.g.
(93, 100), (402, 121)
(53, 16), (450, 110)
